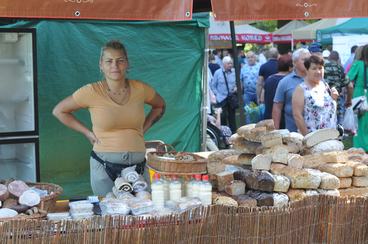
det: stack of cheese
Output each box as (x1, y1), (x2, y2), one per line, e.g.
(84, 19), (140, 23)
(208, 119), (368, 207)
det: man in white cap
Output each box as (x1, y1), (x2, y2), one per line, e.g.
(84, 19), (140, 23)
(322, 49), (331, 63)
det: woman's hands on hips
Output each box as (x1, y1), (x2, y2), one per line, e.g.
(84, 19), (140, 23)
(84, 131), (100, 145)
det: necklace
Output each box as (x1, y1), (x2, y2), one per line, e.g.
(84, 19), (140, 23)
(104, 80), (130, 105)
(106, 81), (129, 96)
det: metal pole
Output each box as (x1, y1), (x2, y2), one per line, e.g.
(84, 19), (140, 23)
(229, 21), (245, 125)
(200, 27), (209, 151)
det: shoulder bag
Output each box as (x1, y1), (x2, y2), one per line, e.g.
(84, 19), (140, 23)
(217, 71), (239, 109)
(352, 63), (368, 116)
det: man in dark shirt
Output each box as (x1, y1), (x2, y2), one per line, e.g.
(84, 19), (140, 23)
(256, 47), (279, 104)
(324, 50), (353, 124)
(208, 54), (221, 75)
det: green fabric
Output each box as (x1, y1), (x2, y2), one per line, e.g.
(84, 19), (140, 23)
(317, 18), (368, 44)
(347, 60), (368, 151)
(1, 13), (209, 198)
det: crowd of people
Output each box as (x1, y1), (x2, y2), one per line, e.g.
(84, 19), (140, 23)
(208, 43), (368, 152)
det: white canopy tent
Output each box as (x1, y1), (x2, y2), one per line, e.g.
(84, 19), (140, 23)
(292, 18), (350, 41)
(272, 20), (308, 43)
(208, 15), (272, 48)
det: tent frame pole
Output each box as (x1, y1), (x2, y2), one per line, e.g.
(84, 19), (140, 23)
(230, 21), (245, 125)
(200, 27), (209, 151)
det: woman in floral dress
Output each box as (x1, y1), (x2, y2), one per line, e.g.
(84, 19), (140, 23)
(292, 55), (339, 136)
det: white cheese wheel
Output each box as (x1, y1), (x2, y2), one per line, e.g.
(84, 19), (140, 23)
(18, 190), (41, 207)
(0, 208), (18, 218)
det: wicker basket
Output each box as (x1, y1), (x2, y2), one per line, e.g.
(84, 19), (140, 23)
(29, 182), (63, 212)
(0, 180), (63, 212)
(147, 152), (207, 174)
(0, 212), (47, 221)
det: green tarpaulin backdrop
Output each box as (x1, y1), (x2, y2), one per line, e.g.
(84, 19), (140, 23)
(2, 14), (209, 198)
(317, 18), (368, 44)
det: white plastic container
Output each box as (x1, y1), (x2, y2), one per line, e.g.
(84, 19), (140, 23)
(186, 175), (195, 197)
(169, 176), (182, 201)
(199, 175), (212, 205)
(161, 176), (170, 201)
(192, 174), (202, 198)
(151, 173), (165, 208)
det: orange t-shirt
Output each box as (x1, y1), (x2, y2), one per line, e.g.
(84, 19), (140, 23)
(72, 80), (156, 152)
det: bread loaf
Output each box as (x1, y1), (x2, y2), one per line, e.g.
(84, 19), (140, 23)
(208, 150), (240, 174)
(230, 134), (261, 154)
(213, 196), (238, 207)
(352, 176), (368, 187)
(346, 161), (368, 176)
(303, 128), (340, 148)
(260, 131), (283, 148)
(318, 163), (353, 178)
(270, 163), (287, 175)
(286, 189), (306, 202)
(222, 154), (255, 166)
(251, 154), (272, 170)
(225, 180), (246, 196)
(287, 154), (303, 169)
(304, 169), (339, 189)
(347, 154), (365, 163)
(339, 187), (368, 197)
(233, 168), (251, 182)
(317, 189), (340, 197)
(235, 195), (257, 208)
(273, 174), (291, 193)
(302, 151), (348, 169)
(338, 177), (352, 189)
(347, 147), (366, 155)
(237, 124), (256, 137)
(309, 140), (344, 154)
(208, 149), (240, 163)
(216, 171), (234, 191)
(305, 190), (319, 196)
(319, 172), (340, 190)
(265, 146), (289, 164)
(255, 119), (275, 131)
(244, 170), (275, 192)
(241, 126), (267, 142)
(282, 167), (321, 189)
(247, 190), (274, 206)
(273, 193), (289, 207)
(282, 132), (303, 145)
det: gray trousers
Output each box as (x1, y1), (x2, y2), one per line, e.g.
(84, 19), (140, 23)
(90, 151), (148, 196)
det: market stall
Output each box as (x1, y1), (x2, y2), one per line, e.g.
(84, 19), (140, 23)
(2, 0), (368, 242)
(0, 14), (209, 197)
(2, 120), (368, 243)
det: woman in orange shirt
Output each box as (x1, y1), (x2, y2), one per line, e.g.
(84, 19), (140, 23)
(53, 40), (165, 196)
